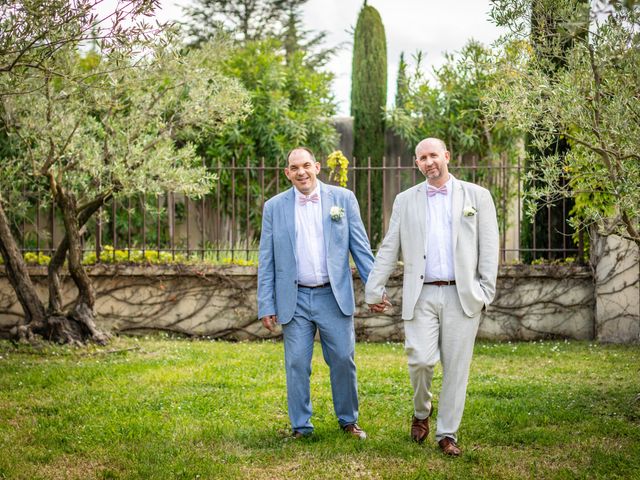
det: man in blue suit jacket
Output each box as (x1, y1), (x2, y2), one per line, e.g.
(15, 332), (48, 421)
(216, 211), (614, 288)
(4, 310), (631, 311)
(258, 147), (376, 439)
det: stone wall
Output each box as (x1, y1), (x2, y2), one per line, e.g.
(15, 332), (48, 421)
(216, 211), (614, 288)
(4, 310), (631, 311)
(482, 265), (594, 340)
(355, 265), (595, 342)
(0, 264), (262, 340)
(592, 234), (640, 343)
(1, 233), (637, 343)
(0, 264), (595, 342)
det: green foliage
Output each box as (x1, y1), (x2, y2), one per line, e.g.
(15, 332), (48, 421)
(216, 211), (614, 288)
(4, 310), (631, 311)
(211, 38), (337, 164)
(21, 252), (51, 266)
(0, 245), (258, 267)
(0, 338), (638, 478)
(394, 52), (409, 109)
(220, 256), (257, 267)
(487, 0), (640, 246)
(280, 2), (339, 68)
(0, 0), (156, 73)
(192, 38), (337, 239)
(387, 43), (521, 241)
(83, 246), (189, 265)
(0, 1), (253, 334)
(183, 0), (295, 44)
(1, 34), (250, 206)
(351, 4), (387, 245)
(0, 26), (252, 255)
(182, 0), (337, 67)
(388, 43), (518, 166)
(181, 0), (339, 243)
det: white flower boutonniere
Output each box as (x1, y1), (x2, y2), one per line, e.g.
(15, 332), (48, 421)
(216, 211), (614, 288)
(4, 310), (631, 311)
(463, 206), (477, 217)
(330, 206), (345, 221)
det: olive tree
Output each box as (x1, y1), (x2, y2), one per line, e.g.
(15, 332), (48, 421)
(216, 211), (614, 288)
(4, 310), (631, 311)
(0, 1), (249, 344)
(487, 0), (640, 246)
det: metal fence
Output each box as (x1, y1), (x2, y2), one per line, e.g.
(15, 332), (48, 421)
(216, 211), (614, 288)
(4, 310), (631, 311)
(13, 156), (586, 265)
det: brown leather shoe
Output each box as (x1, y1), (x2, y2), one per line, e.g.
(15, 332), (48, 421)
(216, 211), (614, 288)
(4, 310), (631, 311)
(342, 423), (367, 440)
(438, 437), (462, 456)
(291, 431), (312, 440)
(411, 405), (433, 443)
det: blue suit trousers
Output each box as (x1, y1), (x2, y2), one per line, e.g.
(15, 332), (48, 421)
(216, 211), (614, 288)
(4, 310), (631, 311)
(282, 285), (359, 433)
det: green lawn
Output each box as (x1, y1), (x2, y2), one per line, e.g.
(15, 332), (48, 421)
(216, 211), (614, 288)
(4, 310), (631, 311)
(0, 337), (638, 479)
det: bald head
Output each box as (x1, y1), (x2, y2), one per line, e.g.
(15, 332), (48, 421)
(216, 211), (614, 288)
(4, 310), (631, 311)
(284, 146), (320, 195)
(286, 147), (316, 164)
(414, 137), (450, 186)
(415, 138), (447, 157)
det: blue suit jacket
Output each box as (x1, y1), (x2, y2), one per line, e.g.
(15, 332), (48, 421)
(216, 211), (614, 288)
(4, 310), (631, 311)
(257, 181), (374, 324)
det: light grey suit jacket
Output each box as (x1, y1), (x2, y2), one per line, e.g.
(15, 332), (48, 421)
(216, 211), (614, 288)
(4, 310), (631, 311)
(258, 181), (374, 324)
(365, 176), (499, 319)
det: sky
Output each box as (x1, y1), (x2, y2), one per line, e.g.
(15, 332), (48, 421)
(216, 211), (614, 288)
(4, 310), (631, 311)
(152, 0), (506, 116)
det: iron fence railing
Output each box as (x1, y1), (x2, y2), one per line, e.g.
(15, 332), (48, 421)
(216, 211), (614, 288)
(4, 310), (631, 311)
(11, 156), (586, 265)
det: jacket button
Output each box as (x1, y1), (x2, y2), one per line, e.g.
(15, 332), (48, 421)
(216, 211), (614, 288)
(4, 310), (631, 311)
(420, 275), (424, 279)
(294, 280), (297, 284)
(423, 254), (426, 259)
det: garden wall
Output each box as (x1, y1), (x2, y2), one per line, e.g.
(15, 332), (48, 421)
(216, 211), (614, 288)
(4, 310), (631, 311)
(1, 250), (637, 343)
(0, 264), (588, 342)
(592, 233), (640, 343)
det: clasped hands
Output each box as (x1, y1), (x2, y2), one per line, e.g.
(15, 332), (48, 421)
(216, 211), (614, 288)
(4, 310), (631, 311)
(368, 292), (392, 313)
(261, 293), (391, 332)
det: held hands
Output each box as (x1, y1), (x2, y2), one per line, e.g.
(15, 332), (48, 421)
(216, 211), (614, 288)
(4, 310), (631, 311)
(368, 293), (392, 313)
(261, 315), (278, 332)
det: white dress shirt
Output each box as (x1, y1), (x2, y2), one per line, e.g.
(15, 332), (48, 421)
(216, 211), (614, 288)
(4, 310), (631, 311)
(294, 185), (329, 286)
(424, 175), (455, 282)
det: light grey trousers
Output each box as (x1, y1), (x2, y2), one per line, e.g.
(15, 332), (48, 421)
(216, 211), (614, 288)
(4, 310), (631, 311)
(404, 284), (480, 442)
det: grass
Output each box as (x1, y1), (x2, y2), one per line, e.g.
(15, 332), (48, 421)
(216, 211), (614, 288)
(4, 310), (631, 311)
(0, 337), (638, 479)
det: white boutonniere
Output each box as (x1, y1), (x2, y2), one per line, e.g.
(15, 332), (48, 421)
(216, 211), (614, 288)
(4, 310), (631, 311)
(463, 206), (477, 217)
(330, 206), (345, 221)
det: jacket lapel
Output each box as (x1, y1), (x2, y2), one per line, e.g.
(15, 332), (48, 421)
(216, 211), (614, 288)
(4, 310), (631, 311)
(319, 181), (332, 255)
(415, 182), (427, 250)
(451, 175), (463, 252)
(285, 188), (297, 261)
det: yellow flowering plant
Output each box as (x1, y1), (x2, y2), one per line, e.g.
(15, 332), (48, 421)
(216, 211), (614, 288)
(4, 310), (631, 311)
(326, 150), (349, 188)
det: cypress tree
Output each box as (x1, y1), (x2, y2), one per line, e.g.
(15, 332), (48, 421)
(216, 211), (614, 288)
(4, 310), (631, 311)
(351, 2), (387, 246)
(395, 52), (409, 109)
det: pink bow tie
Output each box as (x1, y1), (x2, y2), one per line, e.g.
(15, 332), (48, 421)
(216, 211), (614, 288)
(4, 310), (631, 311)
(299, 193), (319, 205)
(427, 185), (447, 197)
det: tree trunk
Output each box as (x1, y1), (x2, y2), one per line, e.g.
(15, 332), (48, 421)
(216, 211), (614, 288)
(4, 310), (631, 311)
(47, 192), (112, 315)
(53, 188), (109, 345)
(0, 191), (110, 344)
(47, 246), (65, 315)
(0, 197), (47, 339)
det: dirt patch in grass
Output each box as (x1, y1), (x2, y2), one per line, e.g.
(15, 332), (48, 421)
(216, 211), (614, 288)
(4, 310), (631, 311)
(34, 455), (117, 480)
(241, 458), (382, 480)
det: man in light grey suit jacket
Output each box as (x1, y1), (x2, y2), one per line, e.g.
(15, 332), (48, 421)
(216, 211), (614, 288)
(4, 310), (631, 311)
(365, 137), (499, 456)
(258, 147), (377, 440)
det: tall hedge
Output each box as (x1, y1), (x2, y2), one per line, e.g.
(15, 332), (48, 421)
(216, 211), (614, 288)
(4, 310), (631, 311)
(350, 2), (387, 246)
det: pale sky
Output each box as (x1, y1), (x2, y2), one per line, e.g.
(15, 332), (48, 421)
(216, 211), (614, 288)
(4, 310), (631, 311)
(153, 0), (505, 116)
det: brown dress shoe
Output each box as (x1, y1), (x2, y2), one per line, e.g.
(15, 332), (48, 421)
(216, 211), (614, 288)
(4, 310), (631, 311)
(342, 423), (367, 440)
(438, 437), (462, 456)
(411, 405), (433, 443)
